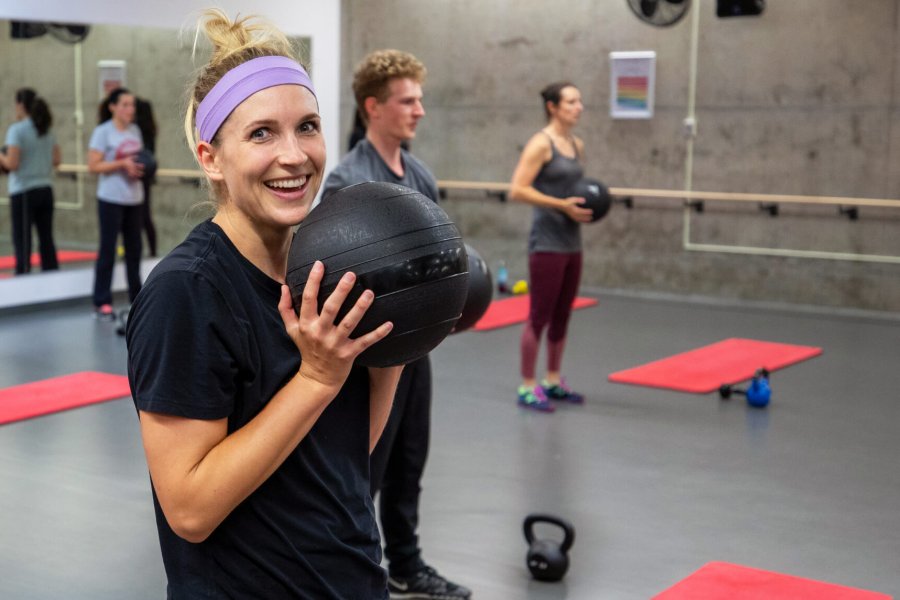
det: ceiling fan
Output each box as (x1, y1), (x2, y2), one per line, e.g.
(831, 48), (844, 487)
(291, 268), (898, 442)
(46, 23), (91, 44)
(10, 21), (90, 43)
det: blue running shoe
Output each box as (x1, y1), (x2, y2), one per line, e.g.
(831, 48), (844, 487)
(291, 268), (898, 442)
(542, 378), (584, 404)
(518, 385), (555, 412)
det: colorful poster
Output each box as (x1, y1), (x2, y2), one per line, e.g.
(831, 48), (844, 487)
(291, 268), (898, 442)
(610, 51), (656, 119)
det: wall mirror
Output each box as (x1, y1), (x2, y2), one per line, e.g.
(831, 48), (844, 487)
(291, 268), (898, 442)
(0, 19), (310, 307)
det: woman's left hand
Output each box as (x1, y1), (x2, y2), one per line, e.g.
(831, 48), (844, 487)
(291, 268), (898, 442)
(123, 155), (145, 179)
(278, 262), (393, 393)
(562, 196), (594, 223)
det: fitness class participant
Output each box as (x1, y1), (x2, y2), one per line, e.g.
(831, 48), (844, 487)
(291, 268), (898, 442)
(126, 10), (402, 598)
(88, 87), (145, 319)
(509, 82), (592, 412)
(1, 88), (60, 275)
(322, 49), (473, 600)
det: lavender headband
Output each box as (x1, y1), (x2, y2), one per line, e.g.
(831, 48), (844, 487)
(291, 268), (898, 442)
(196, 55), (316, 143)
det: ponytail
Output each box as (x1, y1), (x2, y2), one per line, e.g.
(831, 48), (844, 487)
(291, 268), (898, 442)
(185, 8), (299, 149)
(30, 98), (53, 136)
(15, 88), (52, 136)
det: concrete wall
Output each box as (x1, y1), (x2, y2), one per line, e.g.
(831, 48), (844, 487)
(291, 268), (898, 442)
(3, 1), (898, 311)
(341, 0), (900, 312)
(0, 21), (309, 254)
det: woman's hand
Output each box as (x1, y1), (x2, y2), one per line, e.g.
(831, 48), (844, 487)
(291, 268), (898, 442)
(123, 155), (145, 179)
(0, 144), (19, 172)
(562, 196), (594, 223)
(278, 261), (393, 392)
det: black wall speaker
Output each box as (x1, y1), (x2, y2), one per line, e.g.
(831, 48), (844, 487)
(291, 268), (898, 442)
(717, 0), (765, 17)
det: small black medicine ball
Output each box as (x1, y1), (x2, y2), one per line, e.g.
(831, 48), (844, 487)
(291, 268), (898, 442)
(571, 177), (612, 222)
(134, 148), (157, 179)
(453, 244), (493, 333)
(286, 181), (469, 368)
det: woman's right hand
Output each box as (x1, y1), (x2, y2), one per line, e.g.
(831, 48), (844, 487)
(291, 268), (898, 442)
(562, 196), (594, 223)
(122, 155), (145, 179)
(278, 261), (393, 392)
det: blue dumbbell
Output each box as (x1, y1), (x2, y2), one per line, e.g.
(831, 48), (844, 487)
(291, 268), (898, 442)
(719, 368), (771, 408)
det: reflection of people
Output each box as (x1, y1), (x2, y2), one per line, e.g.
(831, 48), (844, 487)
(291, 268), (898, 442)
(134, 98), (158, 257)
(347, 108), (366, 151)
(1, 88), (60, 275)
(509, 82), (592, 412)
(323, 50), (472, 600)
(126, 9), (403, 598)
(88, 87), (144, 319)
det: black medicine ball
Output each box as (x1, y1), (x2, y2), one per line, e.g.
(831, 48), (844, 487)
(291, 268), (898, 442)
(453, 243), (493, 333)
(134, 148), (157, 179)
(571, 177), (612, 222)
(286, 181), (469, 367)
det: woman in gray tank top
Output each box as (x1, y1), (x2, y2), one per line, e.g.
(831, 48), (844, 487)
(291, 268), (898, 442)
(509, 82), (593, 412)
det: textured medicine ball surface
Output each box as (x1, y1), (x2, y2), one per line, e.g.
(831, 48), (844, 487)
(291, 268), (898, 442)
(286, 181), (469, 367)
(454, 243), (493, 333)
(571, 177), (611, 222)
(134, 149), (157, 179)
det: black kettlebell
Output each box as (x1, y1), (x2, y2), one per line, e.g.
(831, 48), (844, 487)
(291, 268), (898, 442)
(523, 513), (575, 582)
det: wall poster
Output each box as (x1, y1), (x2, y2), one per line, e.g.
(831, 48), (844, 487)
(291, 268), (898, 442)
(610, 51), (656, 119)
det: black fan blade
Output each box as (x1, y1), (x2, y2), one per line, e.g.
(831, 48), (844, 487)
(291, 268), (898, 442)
(640, 0), (659, 18)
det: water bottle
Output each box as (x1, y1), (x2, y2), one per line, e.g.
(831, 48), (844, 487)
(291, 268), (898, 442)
(497, 261), (509, 294)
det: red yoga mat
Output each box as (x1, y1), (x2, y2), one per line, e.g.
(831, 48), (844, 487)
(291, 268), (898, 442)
(0, 250), (97, 270)
(472, 294), (598, 332)
(653, 562), (892, 599)
(0, 371), (131, 426)
(608, 338), (822, 394)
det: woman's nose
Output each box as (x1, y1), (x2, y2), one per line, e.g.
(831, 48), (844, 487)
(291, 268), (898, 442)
(280, 135), (309, 164)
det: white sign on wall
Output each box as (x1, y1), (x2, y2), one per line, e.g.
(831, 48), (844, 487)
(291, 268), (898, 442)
(98, 60), (127, 99)
(609, 51), (656, 119)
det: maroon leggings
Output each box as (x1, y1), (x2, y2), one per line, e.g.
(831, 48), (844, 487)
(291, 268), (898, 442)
(520, 251), (583, 380)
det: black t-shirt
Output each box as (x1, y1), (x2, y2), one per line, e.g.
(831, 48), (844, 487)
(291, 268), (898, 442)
(127, 219), (386, 599)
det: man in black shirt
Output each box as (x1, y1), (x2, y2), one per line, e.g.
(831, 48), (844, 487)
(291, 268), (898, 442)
(323, 49), (472, 600)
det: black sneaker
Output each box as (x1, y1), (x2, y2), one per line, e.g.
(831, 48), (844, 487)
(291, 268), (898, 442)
(388, 565), (472, 599)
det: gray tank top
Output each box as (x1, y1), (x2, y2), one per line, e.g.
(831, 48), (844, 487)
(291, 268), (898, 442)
(528, 133), (583, 253)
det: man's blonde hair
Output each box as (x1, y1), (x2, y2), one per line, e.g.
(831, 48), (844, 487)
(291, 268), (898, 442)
(352, 49), (426, 124)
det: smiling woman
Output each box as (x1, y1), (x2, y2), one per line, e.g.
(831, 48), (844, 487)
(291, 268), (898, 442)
(125, 9), (402, 599)
(191, 58), (325, 253)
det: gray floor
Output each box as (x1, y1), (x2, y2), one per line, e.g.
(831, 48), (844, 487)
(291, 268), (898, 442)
(0, 291), (898, 599)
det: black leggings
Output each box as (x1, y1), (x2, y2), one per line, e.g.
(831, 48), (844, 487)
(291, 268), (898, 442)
(92, 199), (143, 307)
(369, 355), (432, 577)
(9, 186), (58, 275)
